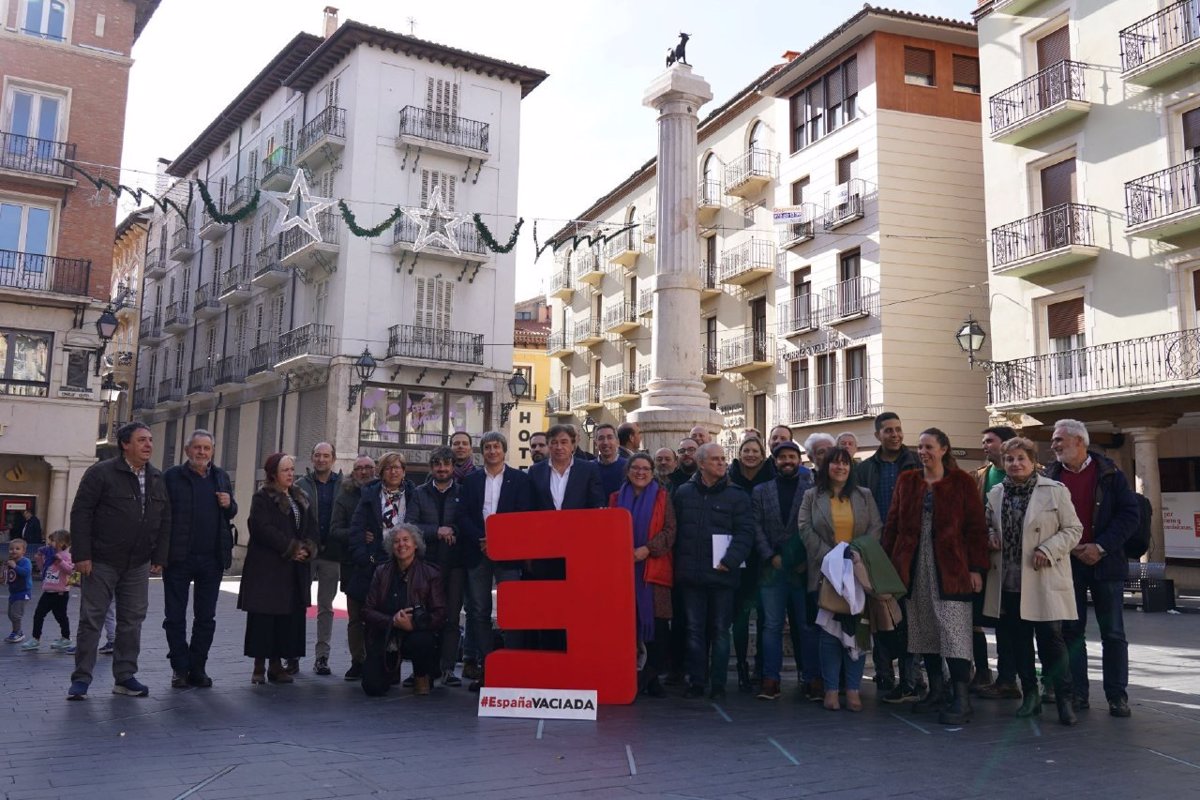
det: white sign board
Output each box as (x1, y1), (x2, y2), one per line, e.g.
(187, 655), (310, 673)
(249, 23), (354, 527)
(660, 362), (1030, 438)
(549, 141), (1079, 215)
(1160, 492), (1200, 560)
(477, 687), (598, 720)
(772, 206), (807, 224)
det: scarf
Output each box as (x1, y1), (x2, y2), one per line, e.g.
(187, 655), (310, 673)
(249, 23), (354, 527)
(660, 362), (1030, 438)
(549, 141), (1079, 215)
(1000, 473), (1037, 593)
(381, 487), (406, 531)
(616, 480), (660, 642)
(453, 460), (477, 482)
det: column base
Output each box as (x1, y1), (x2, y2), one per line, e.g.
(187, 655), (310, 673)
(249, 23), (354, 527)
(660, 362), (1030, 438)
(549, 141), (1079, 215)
(629, 402), (723, 454)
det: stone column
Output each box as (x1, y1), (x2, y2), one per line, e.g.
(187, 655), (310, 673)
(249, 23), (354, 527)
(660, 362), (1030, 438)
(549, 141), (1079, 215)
(43, 456), (71, 534)
(629, 64), (723, 452)
(1123, 424), (1169, 562)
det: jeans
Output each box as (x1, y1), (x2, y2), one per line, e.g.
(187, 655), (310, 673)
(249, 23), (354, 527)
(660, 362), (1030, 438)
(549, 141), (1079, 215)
(72, 561), (150, 685)
(1000, 591), (1072, 695)
(732, 567), (762, 676)
(439, 566), (466, 674)
(818, 629), (866, 691)
(346, 596), (365, 666)
(1062, 574), (1127, 702)
(467, 558), (521, 670)
(680, 585), (734, 691)
(312, 558), (340, 660)
(361, 629), (438, 696)
(759, 580), (810, 682)
(162, 555), (224, 673)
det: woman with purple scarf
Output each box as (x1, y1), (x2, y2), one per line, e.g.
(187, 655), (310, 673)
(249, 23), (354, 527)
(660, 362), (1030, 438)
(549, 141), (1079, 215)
(609, 453), (676, 698)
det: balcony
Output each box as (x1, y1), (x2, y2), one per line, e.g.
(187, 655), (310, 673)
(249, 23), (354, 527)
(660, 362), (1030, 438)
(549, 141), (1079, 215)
(724, 148), (779, 198)
(637, 288), (654, 317)
(391, 215), (488, 261)
(295, 106), (347, 169)
(699, 259), (720, 299)
(603, 301), (639, 334)
(193, 283), (222, 320)
(170, 227), (196, 262)
(701, 344), (719, 379)
(226, 176), (255, 214)
(779, 209), (818, 249)
(573, 249), (605, 287)
(549, 265), (574, 300)
(132, 386), (155, 411)
(187, 365), (215, 396)
(823, 179), (866, 230)
(144, 248), (168, 280)
(220, 262), (253, 304)
(162, 300), (191, 334)
(1125, 158), (1200, 240)
(275, 323), (335, 370)
(0, 250), (91, 298)
(635, 364), (651, 392)
(821, 277), (878, 325)
(573, 316), (603, 347)
(601, 371), (638, 402)
(989, 60), (1089, 145)
(157, 377), (183, 405)
(396, 106), (490, 159)
(260, 146), (296, 191)
(279, 211), (340, 275)
(546, 391), (570, 416)
(215, 355), (247, 387)
(139, 314), (165, 345)
(570, 381), (602, 411)
(641, 212), (656, 243)
(387, 324), (484, 366)
(113, 285), (138, 321)
(718, 332), (774, 373)
(546, 330), (572, 358)
(698, 179), (724, 225)
(0, 130), (76, 183)
(247, 340), (278, 380)
(777, 294), (821, 336)
(776, 378), (874, 425)
(252, 244), (289, 288)
(605, 230), (640, 268)
(199, 206), (230, 241)
(718, 239), (775, 286)
(1119, 1), (1200, 86)
(992, 203), (1099, 277)
(989, 328), (1200, 410)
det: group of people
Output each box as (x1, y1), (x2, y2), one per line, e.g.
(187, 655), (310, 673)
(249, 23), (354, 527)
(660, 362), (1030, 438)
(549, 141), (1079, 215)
(19, 412), (1140, 725)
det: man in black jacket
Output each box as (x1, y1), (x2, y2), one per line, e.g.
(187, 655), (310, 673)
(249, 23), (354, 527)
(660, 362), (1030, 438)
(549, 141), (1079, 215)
(330, 454), (375, 681)
(161, 430), (237, 689)
(68, 422), (170, 701)
(295, 442), (342, 676)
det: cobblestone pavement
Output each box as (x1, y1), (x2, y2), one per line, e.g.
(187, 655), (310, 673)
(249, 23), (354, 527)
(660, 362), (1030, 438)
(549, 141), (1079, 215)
(2, 582), (1199, 800)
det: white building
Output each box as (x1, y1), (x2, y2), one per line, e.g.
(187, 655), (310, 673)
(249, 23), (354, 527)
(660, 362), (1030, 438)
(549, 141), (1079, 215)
(547, 7), (989, 460)
(976, 0), (1200, 572)
(134, 13), (545, 549)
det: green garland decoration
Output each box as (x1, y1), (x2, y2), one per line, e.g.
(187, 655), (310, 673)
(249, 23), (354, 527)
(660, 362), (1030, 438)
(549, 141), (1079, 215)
(196, 179), (260, 224)
(338, 200), (405, 238)
(58, 160), (192, 223)
(473, 214), (523, 254)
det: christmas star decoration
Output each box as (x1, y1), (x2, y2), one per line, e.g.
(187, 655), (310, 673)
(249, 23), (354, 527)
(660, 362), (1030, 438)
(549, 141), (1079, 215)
(402, 191), (465, 255)
(264, 169), (335, 242)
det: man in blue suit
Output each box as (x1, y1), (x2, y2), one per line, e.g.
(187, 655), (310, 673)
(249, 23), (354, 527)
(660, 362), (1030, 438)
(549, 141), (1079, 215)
(458, 430), (531, 691)
(527, 423), (606, 516)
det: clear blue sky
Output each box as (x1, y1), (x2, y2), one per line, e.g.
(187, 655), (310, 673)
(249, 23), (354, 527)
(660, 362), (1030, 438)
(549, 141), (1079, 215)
(122, 0), (975, 298)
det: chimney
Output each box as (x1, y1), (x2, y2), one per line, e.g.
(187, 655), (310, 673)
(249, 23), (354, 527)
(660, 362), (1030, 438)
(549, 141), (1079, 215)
(155, 157), (171, 196)
(323, 6), (338, 38)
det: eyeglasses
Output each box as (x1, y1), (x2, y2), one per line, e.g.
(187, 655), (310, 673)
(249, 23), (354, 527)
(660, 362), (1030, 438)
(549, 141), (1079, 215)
(678, 447), (696, 453)
(628, 466), (653, 474)
(383, 464), (405, 472)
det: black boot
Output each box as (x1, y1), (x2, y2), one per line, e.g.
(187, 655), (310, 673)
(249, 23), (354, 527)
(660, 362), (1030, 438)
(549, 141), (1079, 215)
(912, 670), (946, 714)
(645, 675), (667, 698)
(1056, 690), (1078, 726)
(1016, 685), (1041, 718)
(938, 682), (973, 725)
(737, 662), (752, 693)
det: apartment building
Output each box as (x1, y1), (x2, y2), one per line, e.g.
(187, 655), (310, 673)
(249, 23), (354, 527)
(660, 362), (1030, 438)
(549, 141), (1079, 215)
(0, 0), (157, 535)
(506, 295), (550, 468)
(133, 12), (545, 534)
(976, 0), (1200, 567)
(97, 206), (149, 459)
(546, 7), (988, 459)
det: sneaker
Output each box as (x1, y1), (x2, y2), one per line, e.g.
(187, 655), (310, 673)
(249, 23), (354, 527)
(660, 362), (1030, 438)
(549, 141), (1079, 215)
(442, 670), (462, 687)
(50, 638), (72, 650)
(314, 657), (331, 676)
(402, 675), (415, 688)
(62, 645), (76, 655)
(882, 685), (920, 704)
(756, 678), (782, 700)
(171, 671), (190, 689)
(462, 659), (482, 680)
(113, 678), (150, 697)
(344, 663), (363, 681)
(98, 640), (115, 655)
(67, 680), (89, 701)
(5, 632), (25, 643)
(20, 638), (39, 651)
(1109, 697), (1131, 718)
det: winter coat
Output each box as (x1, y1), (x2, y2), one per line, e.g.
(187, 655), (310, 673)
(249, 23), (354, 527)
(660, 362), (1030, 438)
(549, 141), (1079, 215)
(362, 557), (447, 634)
(347, 479), (416, 602)
(671, 473), (754, 589)
(854, 447), (921, 503)
(295, 470), (343, 560)
(1043, 451), (1141, 581)
(70, 456), (170, 568)
(406, 479), (463, 571)
(237, 485), (318, 616)
(162, 463), (237, 568)
(798, 486), (882, 592)
(330, 479), (366, 587)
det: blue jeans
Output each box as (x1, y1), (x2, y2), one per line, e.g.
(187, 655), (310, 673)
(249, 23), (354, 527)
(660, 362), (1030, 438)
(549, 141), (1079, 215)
(680, 585), (734, 691)
(759, 580), (815, 682)
(466, 558), (521, 669)
(162, 554), (224, 673)
(1062, 574), (1127, 702)
(818, 629), (866, 691)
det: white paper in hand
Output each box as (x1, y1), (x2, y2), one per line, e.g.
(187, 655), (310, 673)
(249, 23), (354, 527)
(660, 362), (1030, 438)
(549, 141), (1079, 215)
(712, 534), (746, 569)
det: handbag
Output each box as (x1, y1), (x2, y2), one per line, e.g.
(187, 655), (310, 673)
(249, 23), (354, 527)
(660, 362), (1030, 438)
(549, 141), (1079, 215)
(817, 574), (852, 615)
(643, 552), (673, 588)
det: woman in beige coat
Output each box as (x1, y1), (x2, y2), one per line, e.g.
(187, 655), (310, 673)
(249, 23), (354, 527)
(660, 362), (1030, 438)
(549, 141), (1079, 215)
(984, 437), (1081, 725)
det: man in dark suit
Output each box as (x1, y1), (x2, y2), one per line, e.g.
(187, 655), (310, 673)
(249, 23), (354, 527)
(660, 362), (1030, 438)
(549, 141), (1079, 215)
(528, 424), (605, 513)
(458, 430), (531, 691)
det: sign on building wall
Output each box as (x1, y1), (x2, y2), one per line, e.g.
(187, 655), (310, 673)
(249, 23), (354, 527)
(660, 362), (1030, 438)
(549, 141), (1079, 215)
(507, 403), (546, 469)
(1160, 492), (1200, 560)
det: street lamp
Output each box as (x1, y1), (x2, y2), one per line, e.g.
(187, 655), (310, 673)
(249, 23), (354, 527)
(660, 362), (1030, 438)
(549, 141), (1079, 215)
(582, 415), (597, 437)
(347, 348), (377, 410)
(956, 313), (988, 368)
(93, 305), (119, 376)
(499, 370), (529, 427)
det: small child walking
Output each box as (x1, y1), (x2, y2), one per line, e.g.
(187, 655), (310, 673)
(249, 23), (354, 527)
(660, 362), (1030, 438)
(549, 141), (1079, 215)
(22, 530), (74, 652)
(5, 537), (33, 643)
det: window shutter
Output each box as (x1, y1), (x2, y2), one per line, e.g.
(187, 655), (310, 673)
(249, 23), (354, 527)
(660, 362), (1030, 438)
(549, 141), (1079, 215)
(415, 277), (429, 328)
(1192, 271), (1200, 317)
(451, 82), (460, 116)
(843, 57), (858, 96)
(437, 277), (452, 330)
(446, 172), (456, 210)
(826, 68), (844, 106)
(1183, 107), (1200, 154)
(420, 170), (430, 208)
(1036, 27), (1070, 70)
(425, 77), (435, 111)
(904, 47), (935, 81)
(1047, 297), (1084, 339)
(953, 55), (980, 90)
(837, 152), (858, 184)
(1040, 158), (1076, 208)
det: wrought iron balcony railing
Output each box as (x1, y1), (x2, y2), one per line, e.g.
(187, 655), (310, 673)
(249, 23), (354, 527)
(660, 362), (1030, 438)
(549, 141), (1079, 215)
(724, 147), (779, 194)
(601, 371), (637, 401)
(776, 377), (874, 425)
(158, 377), (183, 403)
(133, 386), (155, 411)
(718, 332), (773, 370)
(277, 323), (335, 362)
(546, 391), (567, 415)
(0, 130), (75, 178)
(821, 276), (878, 323)
(227, 175), (256, 211)
(170, 227), (195, 258)
(392, 214), (487, 255)
(398, 106), (490, 154)
(248, 340), (278, 376)
(280, 211), (340, 259)
(0, 249), (90, 296)
(701, 344), (718, 376)
(1125, 157), (1200, 227)
(545, 330), (570, 356)
(221, 262), (253, 295)
(989, 60), (1086, 134)
(698, 179), (723, 207)
(992, 203), (1096, 269)
(261, 146), (295, 184)
(187, 365), (215, 395)
(717, 238), (775, 283)
(1119, 1), (1200, 74)
(387, 324), (485, 365)
(570, 381), (600, 408)
(193, 283), (221, 313)
(777, 294), (820, 335)
(988, 328), (1200, 406)
(216, 355), (248, 385)
(572, 316), (602, 344)
(603, 301), (638, 331)
(823, 178), (866, 230)
(296, 106), (347, 154)
(549, 266), (573, 295)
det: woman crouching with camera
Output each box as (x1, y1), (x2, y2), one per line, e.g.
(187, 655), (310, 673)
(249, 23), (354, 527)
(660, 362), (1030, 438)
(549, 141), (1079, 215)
(361, 523), (446, 697)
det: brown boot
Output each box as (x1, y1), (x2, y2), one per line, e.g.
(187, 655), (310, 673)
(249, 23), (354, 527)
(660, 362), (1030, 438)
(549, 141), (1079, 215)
(414, 675), (431, 696)
(267, 660), (294, 684)
(756, 678), (781, 700)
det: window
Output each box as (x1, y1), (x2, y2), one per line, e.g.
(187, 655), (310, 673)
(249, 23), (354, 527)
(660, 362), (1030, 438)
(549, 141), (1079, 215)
(3, 85), (68, 176)
(359, 386), (489, 447)
(789, 56), (857, 151)
(701, 153), (719, 201)
(320, 78), (341, 110)
(221, 142), (231, 160)
(904, 47), (936, 87)
(845, 346), (867, 414)
(1040, 158), (1076, 210)
(64, 349), (89, 389)
(837, 249), (862, 317)
(0, 329), (50, 396)
(953, 55), (981, 94)
(837, 151), (859, 185)
(415, 275), (453, 330)
(816, 353), (836, 418)
(22, 0), (68, 41)
(420, 169), (456, 209)
(1193, 271), (1200, 326)
(1047, 297), (1087, 386)
(0, 200), (53, 284)
(753, 393), (767, 432)
(426, 77), (460, 119)
(250, 112), (261, 134)
(1183, 107), (1200, 159)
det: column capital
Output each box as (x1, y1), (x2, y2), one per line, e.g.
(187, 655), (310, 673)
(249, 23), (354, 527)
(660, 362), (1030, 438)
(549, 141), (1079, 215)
(643, 64), (713, 111)
(1114, 414), (1181, 436)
